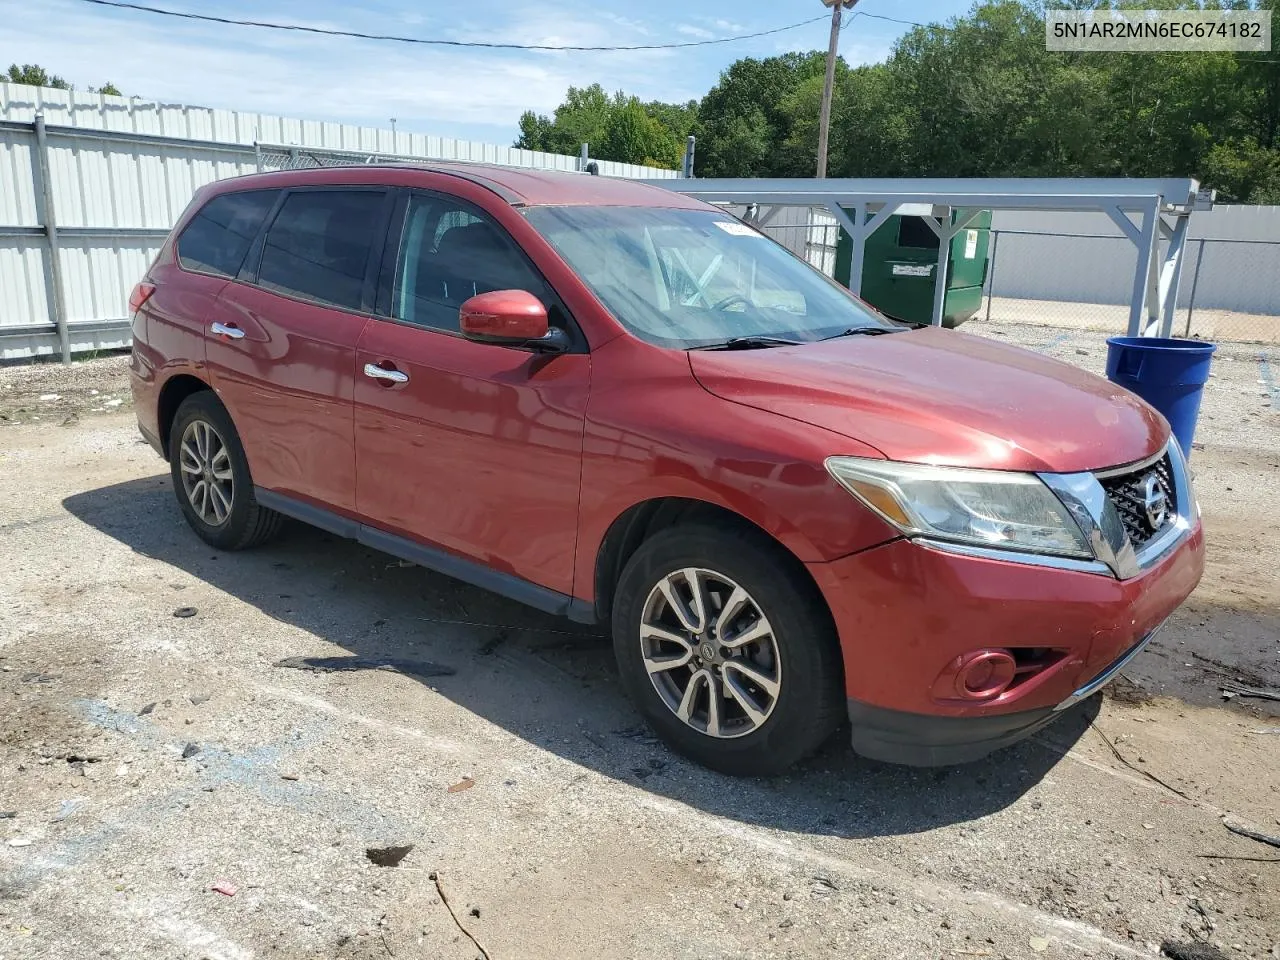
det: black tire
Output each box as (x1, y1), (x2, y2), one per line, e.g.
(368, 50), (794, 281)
(168, 391), (283, 551)
(611, 523), (844, 777)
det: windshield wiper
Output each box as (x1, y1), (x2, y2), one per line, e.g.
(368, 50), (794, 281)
(820, 326), (904, 341)
(692, 335), (804, 351)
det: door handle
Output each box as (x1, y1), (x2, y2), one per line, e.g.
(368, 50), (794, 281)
(210, 322), (245, 340)
(363, 363), (409, 384)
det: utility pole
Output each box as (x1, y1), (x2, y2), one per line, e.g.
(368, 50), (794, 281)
(817, 0), (858, 178)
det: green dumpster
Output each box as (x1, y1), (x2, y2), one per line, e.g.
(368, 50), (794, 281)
(834, 210), (992, 328)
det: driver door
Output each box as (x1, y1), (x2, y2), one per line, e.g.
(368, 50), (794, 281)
(353, 191), (590, 597)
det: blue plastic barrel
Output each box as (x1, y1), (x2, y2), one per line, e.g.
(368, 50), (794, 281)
(1105, 336), (1216, 455)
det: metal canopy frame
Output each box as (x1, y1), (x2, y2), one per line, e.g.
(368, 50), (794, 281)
(644, 177), (1204, 336)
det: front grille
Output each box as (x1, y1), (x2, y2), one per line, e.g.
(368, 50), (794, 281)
(1098, 453), (1177, 551)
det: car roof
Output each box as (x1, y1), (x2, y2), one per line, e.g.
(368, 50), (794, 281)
(203, 162), (712, 210)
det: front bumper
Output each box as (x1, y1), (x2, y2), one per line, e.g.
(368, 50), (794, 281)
(807, 519), (1204, 765)
(845, 622), (1164, 766)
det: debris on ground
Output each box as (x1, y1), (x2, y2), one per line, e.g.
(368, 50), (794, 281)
(273, 655), (456, 678)
(210, 881), (238, 897)
(188, 692), (211, 705)
(51, 798), (85, 822)
(476, 629), (508, 656)
(1161, 941), (1230, 960)
(181, 743), (201, 760)
(138, 702), (156, 716)
(1028, 936), (1050, 952)
(448, 777), (475, 794)
(611, 726), (660, 746)
(173, 607), (198, 618)
(0, 811), (16, 819)
(1105, 674), (1153, 706)
(7, 838), (33, 847)
(430, 871), (491, 960)
(365, 844), (414, 867)
(1219, 680), (1280, 702)
(1222, 818), (1280, 849)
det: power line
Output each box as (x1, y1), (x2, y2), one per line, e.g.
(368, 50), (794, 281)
(852, 11), (928, 29)
(70, 0), (829, 51)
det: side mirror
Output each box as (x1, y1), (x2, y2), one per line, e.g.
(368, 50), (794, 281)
(459, 290), (569, 353)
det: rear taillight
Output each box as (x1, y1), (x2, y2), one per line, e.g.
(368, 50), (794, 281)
(129, 281), (156, 316)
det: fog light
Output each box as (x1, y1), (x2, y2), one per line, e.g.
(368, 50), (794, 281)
(953, 649), (1017, 701)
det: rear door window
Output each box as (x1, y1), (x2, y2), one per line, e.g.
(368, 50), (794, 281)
(257, 190), (387, 312)
(176, 189), (279, 278)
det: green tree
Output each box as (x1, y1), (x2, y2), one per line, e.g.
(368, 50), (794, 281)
(513, 0), (1280, 186)
(6, 63), (69, 88)
(514, 85), (691, 168)
(643, 99), (698, 142)
(600, 98), (682, 167)
(694, 52), (829, 177)
(92, 82), (123, 96)
(515, 83), (615, 156)
(1201, 136), (1280, 202)
(515, 110), (555, 153)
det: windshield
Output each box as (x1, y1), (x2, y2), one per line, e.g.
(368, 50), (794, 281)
(523, 205), (898, 349)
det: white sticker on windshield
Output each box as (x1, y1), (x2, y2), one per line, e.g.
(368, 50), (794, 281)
(714, 220), (764, 238)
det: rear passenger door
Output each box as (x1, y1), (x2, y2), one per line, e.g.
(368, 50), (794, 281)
(205, 187), (392, 514)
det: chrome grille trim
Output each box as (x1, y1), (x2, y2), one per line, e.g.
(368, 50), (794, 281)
(1038, 438), (1194, 581)
(1098, 452), (1177, 551)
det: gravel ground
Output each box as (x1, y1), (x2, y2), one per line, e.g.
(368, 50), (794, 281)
(1, 330), (1278, 960)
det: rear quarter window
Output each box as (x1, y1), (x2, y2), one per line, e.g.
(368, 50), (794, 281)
(176, 190), (279, 278)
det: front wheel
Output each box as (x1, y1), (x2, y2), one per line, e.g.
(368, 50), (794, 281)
(611, 524), (845, 776)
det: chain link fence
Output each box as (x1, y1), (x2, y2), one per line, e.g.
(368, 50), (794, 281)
(983, 230), (1280, 344)
(257, 145), (436, 172)
(759, 212), (1280, 346)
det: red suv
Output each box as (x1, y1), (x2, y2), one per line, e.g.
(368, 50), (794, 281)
(129, 165), (1204, 774)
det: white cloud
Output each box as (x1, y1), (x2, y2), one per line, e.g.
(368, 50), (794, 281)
(9, 0), (853, 141)
(7, 0), (705, 140)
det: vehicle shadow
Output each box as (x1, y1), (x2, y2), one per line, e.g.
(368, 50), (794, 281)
(63, 475), (1099, 840)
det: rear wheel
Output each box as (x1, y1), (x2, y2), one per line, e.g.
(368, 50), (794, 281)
(168, 392), (282, 550)
(611, 524), (844, 776)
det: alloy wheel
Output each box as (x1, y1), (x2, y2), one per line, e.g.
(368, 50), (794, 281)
(639, 567), (782, 739)
(178, 419), (234, 527)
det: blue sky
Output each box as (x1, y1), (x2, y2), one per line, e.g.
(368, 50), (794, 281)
(7, 0), (975, 145)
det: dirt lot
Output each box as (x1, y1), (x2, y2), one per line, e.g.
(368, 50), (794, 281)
(1, 327), (1278, 960)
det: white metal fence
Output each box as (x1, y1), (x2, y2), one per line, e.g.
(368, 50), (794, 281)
(0, 81), (678, 361)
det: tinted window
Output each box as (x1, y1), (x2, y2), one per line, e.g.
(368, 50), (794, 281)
(177, 190), (278, 278)
(897, 216), (941, 250)
(393, 194), (550, 332)
(258, 190), (386, 311)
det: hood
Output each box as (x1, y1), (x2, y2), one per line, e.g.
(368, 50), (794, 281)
(689, 328), (1167, 474)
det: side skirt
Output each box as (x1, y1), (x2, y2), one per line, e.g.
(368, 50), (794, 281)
(254, 487), (597, 623)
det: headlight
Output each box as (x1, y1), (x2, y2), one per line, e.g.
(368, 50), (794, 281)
(825, 456), (1092, 558)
